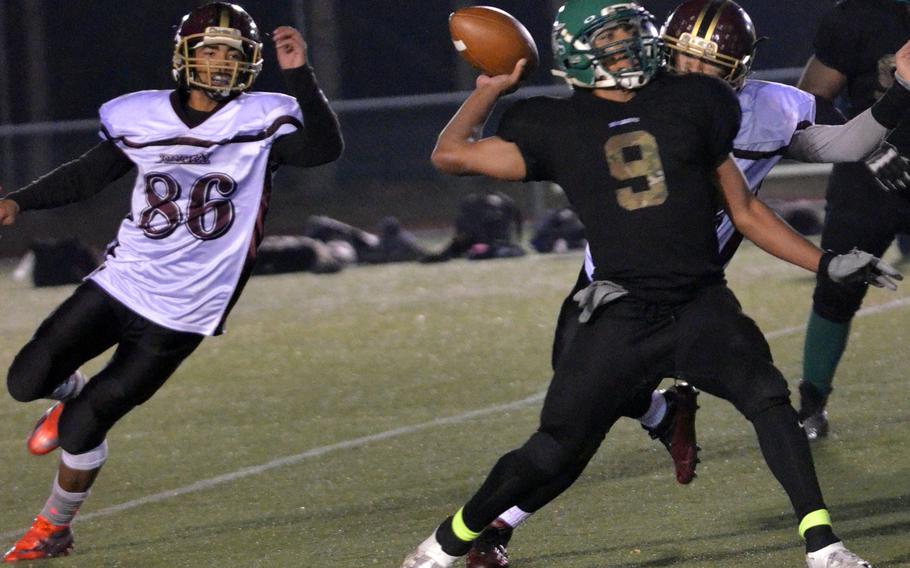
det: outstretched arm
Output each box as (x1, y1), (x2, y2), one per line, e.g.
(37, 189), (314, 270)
(0, 141), (133, 226)
(785, 109), (887, 163)
(430, 60), (528, 180)
(717, 157), (901, 288)
(788, 40), (910, 163)
(717, 157), (822, 271)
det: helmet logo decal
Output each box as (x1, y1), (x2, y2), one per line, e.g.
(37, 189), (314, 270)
(195, 27), (245, 51)
(205, 26), (241, 37)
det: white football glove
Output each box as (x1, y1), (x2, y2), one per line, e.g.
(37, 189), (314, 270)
(864, 141), (910, 194)
(822, 248), (903, 290)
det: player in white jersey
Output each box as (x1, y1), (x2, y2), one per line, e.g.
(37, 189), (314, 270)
(0, 3), (342, 562)
(466, 1), (910, 566)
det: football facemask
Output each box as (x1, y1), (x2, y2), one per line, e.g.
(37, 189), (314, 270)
(552, 0), (664, 90)
(172, 2), (263, 99)
(661, 0), (758, 89)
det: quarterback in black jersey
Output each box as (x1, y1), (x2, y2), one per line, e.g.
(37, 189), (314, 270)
(498, 74), (734, 303)
(797, 0), (910, 441)
(400, 1), (897, 567)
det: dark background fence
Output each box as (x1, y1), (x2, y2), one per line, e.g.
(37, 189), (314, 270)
(0, 1), (834, 256)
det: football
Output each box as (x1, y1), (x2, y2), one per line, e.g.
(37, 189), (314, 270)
(448, 6), (539, 77)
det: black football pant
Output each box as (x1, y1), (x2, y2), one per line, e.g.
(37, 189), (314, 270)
(550, 267), (654, 418)
(7, 280), (203, 454)
(460, 284), (825, 533)
(814, 163), (910, 322)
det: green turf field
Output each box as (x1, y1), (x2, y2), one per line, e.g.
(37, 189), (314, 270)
(1, 244), (909, 567)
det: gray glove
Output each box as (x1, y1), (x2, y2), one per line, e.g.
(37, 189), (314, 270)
(864, 141), (910, 195)
(820, 249), (903, 290)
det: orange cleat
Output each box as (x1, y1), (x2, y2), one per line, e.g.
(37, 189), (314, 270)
(3, 516), (73, 563)
(26, 403), (63, 456)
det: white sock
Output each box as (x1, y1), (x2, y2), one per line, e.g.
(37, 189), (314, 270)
(498, 506), (532, 528)
(39, 475), (89, 526)
(49, 370), (87, 401)
(638, 390), (667, 430)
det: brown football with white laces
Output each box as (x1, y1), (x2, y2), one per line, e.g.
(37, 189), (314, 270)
(448, 6), (539, 77)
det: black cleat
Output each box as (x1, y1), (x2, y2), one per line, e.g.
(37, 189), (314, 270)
(466, 519), (512, 568)
(798, 381), (830, 441)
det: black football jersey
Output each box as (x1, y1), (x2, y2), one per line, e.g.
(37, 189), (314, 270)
(497, 72), (741, 304)
(814, 0), (910, 149)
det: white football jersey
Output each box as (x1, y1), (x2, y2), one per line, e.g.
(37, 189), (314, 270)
(89, 90), (303, 335)
(584, 79), (816, 280)
(714, 80), (816, 257)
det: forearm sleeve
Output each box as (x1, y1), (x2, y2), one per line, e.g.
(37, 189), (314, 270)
(870, 72), (910, 129)
(5, 141), (134, 212)
(270, 65), (343, 167)
(785, 109), (888, 163)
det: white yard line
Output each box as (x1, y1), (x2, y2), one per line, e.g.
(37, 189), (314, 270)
(3, 295), (909, 538)
(764, 295), (910, 340)
(1, 392), (545, 538)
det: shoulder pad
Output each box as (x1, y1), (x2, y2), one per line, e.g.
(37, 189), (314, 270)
(736, 80), (815, 150)
(99, 91), (173, 140)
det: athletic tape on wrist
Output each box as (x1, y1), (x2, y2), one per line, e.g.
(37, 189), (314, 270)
(871, 78), (910, 129)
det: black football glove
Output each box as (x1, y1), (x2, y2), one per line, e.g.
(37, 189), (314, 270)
(819, 248), (903, 290)
(864, 141), (910, 195)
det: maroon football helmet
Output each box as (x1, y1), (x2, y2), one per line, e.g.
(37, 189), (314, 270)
(171, 2), (263, 98)
(661, 0), (757, 88)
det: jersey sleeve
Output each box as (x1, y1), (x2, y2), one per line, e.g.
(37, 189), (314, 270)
(261, 93), (305, 139)
(699, 77), (741, 166)
(97, 90), (177, 147)
(5, 141), (133, 212)
(98, 94), (131, 143)
(495, 98), (553, 181)
(270, 67), (343, 168)
(813, 2), (862, 76)
(736, 81), (817, 151)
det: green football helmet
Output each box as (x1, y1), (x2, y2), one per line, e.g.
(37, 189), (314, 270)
(552, 0), (664, 89)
